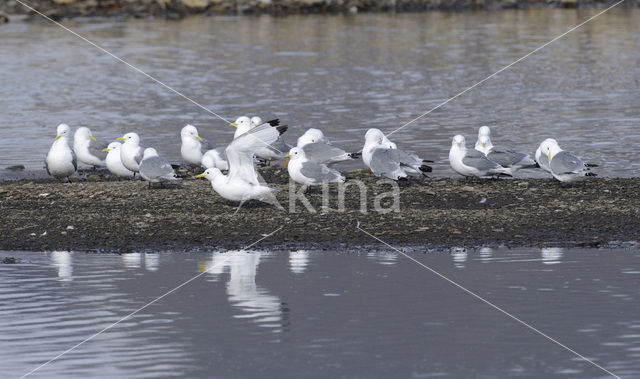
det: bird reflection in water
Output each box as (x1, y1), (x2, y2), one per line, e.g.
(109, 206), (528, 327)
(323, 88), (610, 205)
(202, 251), (289, 333)
(51, 251), (72, 281)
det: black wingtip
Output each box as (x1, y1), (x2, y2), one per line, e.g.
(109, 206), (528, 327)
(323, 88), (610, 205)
(276, 125), (288, 135)
(267, 119), (280, 127)
(585, 163), (599, 168)
(422, 159), (435, 164)
(349, 152), (362, 159)
(419, 164), (433, 173)
(585, 172), (598, 177)
(533, 162), (541, 168)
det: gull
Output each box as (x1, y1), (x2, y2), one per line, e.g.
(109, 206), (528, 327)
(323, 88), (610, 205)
(362, 128), (433, 180)
(449, 135), (511, 178)
(474, 127), (538, 174)
(103, 142), (134, 179)
(201, 149), (229, 171)
(180, 124), (211, 167)
(139, 148), (180, 187)
(117, 132), (144, 176)
(296, 128), (360, 165)
(45, 123), (77, 181)
(251, 116), (291, 164)
(542, 140), (597, 182)
(197, 122), (288, 213)
(535, 138), (559, 173)
(285, 147), (345, 186)
(73, 127), (106, 168)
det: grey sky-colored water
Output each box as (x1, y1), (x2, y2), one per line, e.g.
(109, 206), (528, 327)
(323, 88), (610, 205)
(1, 9), (639, 177)
(1, 248), (639, 378)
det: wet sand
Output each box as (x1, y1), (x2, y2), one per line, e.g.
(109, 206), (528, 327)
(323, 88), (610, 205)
(1, 167), (638, 252)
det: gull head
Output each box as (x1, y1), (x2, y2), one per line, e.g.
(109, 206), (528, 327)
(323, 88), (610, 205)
(478, 125), (491, 138)
(103, 141), (122, 153)
(75, 126), (96, 142)
(297, 128), (324, 147)
(365, 128), (385, 145)
(285, 147), (306, 161)
(117, 132), (140, 145)
(181, 124), (202, 142)
(231, 116), (251, 128)
(475, 134), (493, 154)
(196, 167), (222, 181)
(452, 135), (466, 149)
(542, 139), (562, 161)
(251, 116), (262, 127)
(142, 148), (159, 160)
(55, 123), (71, 140)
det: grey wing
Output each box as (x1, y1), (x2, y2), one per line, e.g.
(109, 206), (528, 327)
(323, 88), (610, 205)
(141, 157), (175, 179)
(300, 160), (342, 182)
(303, 142), (349, 164)
(88, 141), (108, 161)
(463, 149), (501, 171)
(550, 151), (584, 174)
(384, 148), (422, 167)
(487, 147), (529, 167)
(370, 149), (402, 178)
(71, 150), (78, 171)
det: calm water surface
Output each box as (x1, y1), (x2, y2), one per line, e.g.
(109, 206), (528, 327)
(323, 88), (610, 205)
(1, 248), (639, 378)
(1, 9), (639, 177)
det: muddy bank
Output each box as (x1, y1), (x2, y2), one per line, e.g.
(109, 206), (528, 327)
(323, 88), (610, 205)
(1, 0), (637, 21)
(1, 167), (638, 252)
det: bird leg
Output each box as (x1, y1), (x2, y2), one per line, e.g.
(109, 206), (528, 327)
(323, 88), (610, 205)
(233, 201), (246, 215)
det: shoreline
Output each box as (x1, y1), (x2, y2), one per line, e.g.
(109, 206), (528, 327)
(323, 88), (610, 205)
(1, 0), (637, 22)
(1, 167), (638, 252)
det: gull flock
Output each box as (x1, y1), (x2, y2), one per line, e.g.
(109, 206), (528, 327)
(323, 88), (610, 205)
(46, 119), (597, 206)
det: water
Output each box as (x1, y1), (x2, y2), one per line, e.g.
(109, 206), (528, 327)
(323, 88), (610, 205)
(1, 248), (639, 378)
(1, 9), (640, 177)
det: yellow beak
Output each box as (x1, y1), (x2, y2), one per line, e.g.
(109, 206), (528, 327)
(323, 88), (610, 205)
(456, 142), (461, 147)
(90, 136), (97, 141)
(547, 152), (552, 161)
(54, 135), (61, 141)
(481, 142), (485, 147)
(284, 154), (291, 158)
(230, 123), (238, 127)
(102, 148), (110, 152)
(196, 173), (205, 178)
(195, 136), (202, 141)
(116, 137), (125, 141)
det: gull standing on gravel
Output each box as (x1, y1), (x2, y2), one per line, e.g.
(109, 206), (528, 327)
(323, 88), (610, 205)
(250, 116), (291, 164)
(474, 127), (538, 175)
(449, 135), (511, 178)
(362, 128), (433, 180)
(181, 124), (210, 166)
(542, 140), (597, 182)
(103, 142), (134, 179)
(139, 148), (180, 187)
(73, 127), (106, 168)
(285, 147), (345, 186)
(197, 122), (288, 213)
(296, 128), (360, 165)
(535, 138), (559, 173)
(117, 132), (144, 176)
(45, 123), (77, 181)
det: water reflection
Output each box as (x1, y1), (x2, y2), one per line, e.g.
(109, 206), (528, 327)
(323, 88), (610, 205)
(366, 251), (399, 266)
(121, 252), (142, 268)
(451, 247), (467, 268)
(50, 250), (72, 281)
(289, 250), (310, 273)
(541, 248), (564, 265)
(479, 247), (493, 263)
(203, 251), (285, 331)
(144, 253), (159, 272)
